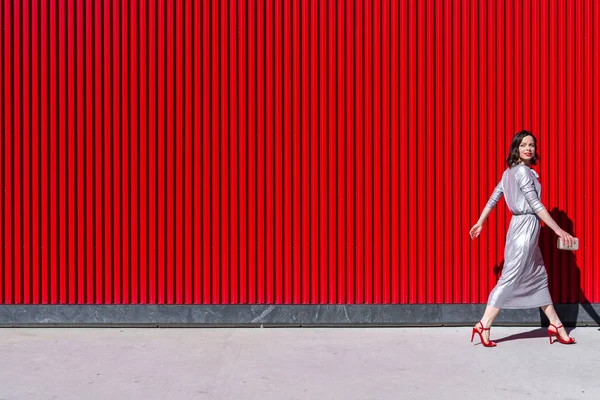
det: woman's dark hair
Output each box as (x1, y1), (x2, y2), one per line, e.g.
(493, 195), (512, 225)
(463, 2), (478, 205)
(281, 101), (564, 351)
(506, 130), (539, 167)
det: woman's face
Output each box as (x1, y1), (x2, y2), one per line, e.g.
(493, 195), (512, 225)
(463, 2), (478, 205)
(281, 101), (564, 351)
(519, 135), (536, 164)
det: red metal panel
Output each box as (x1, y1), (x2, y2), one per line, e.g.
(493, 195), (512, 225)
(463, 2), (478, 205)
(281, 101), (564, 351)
(2, 0), (600, 306)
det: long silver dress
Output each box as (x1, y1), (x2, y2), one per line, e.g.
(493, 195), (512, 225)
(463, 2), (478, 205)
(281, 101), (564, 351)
(484, 163), (553, 309)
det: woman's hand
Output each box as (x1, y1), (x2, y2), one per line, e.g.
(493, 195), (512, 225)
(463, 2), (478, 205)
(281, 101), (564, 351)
(555, 228), (575, 248)
(469, 223), (483, 240)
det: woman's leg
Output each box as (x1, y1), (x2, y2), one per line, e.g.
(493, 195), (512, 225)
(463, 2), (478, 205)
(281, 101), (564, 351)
(475, 305), (501, 342)
(541, 304), (575, 342)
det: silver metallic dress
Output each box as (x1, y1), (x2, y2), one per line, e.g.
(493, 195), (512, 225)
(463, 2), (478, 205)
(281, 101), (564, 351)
(484, 164), (553, 309)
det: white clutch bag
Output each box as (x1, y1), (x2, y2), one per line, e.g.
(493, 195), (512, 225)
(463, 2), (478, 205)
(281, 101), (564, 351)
(557, 237), (579, 251)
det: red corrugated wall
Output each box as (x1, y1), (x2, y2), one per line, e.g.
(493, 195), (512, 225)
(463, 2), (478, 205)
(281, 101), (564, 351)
(1, 0), (599, 305)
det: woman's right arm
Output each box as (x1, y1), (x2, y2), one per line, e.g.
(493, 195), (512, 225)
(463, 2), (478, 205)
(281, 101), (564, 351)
(470, 182), (503, 239)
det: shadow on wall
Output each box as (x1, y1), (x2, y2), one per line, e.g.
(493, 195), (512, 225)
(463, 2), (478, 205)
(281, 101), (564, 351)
(493, 208), (600, 327)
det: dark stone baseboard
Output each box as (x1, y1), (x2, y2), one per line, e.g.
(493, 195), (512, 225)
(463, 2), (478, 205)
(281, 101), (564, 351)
(0, 304), (599, 327)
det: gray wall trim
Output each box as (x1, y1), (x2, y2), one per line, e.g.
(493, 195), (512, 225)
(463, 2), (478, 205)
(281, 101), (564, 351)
(1, 304), (599, 327)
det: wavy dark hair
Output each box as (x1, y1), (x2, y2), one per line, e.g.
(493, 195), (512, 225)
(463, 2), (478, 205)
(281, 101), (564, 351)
(506, 130), (539, 167)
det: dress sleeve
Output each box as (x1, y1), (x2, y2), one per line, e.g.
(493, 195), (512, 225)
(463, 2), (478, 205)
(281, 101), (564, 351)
(485, 181), (504, 210)
(515, 166), (545, 213)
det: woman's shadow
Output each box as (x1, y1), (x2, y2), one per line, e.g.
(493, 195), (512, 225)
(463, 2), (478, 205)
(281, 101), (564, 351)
(493, 208), (600, 343)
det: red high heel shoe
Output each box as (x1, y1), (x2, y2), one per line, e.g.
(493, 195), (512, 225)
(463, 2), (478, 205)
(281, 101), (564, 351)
(548, 323), (576, 345)
(471, 322), (497, 347)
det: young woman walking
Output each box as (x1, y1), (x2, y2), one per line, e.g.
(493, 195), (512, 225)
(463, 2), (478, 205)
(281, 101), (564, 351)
(469, 131), (577, 347)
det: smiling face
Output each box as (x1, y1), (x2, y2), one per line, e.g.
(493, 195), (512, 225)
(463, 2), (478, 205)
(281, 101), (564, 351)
(519, 135), (536, 164)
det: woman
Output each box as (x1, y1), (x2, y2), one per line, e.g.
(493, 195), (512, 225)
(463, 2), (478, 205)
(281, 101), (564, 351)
(469, 131), (576, 347)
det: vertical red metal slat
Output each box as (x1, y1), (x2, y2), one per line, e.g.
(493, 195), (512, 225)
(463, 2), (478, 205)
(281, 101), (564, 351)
(282, 0), (292, 304)
(300, 0), (310, 304)
(417, 0), (426, 304)
(354, 0), (364, 304)
(238, 2), (247, 304)
(121, 0), (131, 305)
(102, 0), (113, 304)
(308, 0), (317, 304)
(524, 0), (532, 131)
(318, 0), (327, 304)
(88, 1), (101, 303)
(156, 0), (166, 304)
(468, 0), (479, 303)
(265, 0), (274, 304)
(246, 0), (256, 304)
(191, 0), (202, 304)
(201, 0), (211, 304)
(130, 0), (141, 305)
(14, 0), (23, 305)
(515, 0), (523, 130)
(389, 0), (398, 305)
(274, 0), (284, 304)
(219, 0), (230, 305)
(111, 0), (121, 305)
(424, 0), (434, 304)
(147, 0), (157, 304)
(84, 0), (93, 303)
(380, 0), (390, 304)
(32, 0), (41, 304)
(407, 0), (417, 304)
(398, 0), (408, 304)
(175, 0), (184, 304)
(506, 0), (514, 155)
(210, 0), (220, 304)
(276, 2), (293, 304)
(256, 0), (266, 304)
(327, 0), (336, 304)
(460, 0), (471, 303)
(443, 0), (453, 303)
(336, 0), (346, 304)
(475, 0), (485, 302)
(292, 0), (301, 304)
(139, 0), (149, 304)
(66, 0), (76, 303)
(166, 0), (175, 304)
(567, 1), (586, 303)
(363, 0), (373, 304)
(94, 0), (103, 303)
(49, 0), (59, 304)
(183, 0), (193, 304)
(22, 0), (30, 306)
(434, 0), (444, 303)
(229, 0), (239, 304)
(372, 0), (381, 304)
(450, 0), (459, 303)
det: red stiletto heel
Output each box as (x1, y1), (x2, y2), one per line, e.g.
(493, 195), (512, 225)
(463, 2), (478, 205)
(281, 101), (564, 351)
(471, 322), (497, 347)
(548, 323), (576, 345)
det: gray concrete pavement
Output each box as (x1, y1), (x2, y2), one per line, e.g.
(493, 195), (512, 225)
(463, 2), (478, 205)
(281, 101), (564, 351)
(1, 327), (599, 400)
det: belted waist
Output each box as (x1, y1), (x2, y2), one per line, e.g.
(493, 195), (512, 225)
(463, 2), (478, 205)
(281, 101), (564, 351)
(512, 211), (536, 216)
